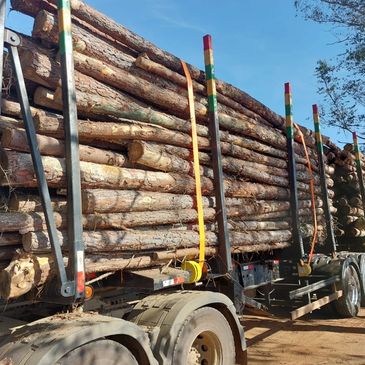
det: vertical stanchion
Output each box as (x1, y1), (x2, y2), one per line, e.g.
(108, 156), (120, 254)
(353, 132), (365, 210)
(284, 83), (304, 259)
(0, 0), (6, 113)
(203, 35), (232, 274)
(312, 104), (336, 253)
(57, 0), (84, 299)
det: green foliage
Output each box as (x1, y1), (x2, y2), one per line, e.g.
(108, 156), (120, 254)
(295, 0), (365, 138)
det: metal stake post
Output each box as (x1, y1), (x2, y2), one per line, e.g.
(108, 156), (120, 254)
(284, 83), (304, 259)
(0, 0), (73, 297)
(312, 104), (336, 253)
(203, 35), (232, 274)
(57, 0), (84, 299)
(353, 132), (365, 210)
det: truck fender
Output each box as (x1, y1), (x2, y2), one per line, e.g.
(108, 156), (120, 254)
(0, 312), (158, 365)
(128, 290), (246, 365)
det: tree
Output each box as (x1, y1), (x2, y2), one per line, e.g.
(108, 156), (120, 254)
(295, 0), (365, 138)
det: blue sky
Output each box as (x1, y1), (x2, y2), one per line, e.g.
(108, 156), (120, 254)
(6, 0), (351, 145)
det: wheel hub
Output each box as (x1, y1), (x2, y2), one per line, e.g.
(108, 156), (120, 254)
(188, 331), (223, 365)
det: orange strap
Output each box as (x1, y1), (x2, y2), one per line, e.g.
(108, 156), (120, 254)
(294, 124), (318, 263)
(181, 60), (206, 267)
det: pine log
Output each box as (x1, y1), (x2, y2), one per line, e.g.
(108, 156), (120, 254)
(22, 38), (313, 159)
(22, 229), (291, 253)
(8, 194), (66, 213)
(71, 51), (276, 132)
(0, 212), (33, 232)
(34, 86), (62, 111)
(0, 150), (303, 199)
(34, 111), (312, 167)
(342, 206), (364, 216)
(0, 233), (21, 246)
(0, 246), (21, 260)
(1, 128), (127, 167)
(129, 140), (320, 184)
(349, 228), (365, 237)
(228, 220), (289, 231)
(350, 197), (363, 208)
(32, 0), (320, 145)
(14, 204), (318, 232)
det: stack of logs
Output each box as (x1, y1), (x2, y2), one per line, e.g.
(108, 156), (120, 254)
(0, 0), (337, 299)
(333, 143), (365, 249)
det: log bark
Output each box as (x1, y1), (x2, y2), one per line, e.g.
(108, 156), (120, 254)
(1, 128), (127, 167)
(0, 233), (21, 246)
(0, 150), (302, 199)
(22, 229), (291, 253)
(34, 111), (312, 167)
(129, 141), (319, 183)
(15, 204), (311, 232)
(8, 194), (66, 213)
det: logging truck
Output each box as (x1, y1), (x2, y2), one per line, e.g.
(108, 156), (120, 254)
(0, 1), (365, 364)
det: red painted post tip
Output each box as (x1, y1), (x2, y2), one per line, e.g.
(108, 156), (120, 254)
(353, 131), (357, 139)
(284, 82), (291, 94)
(203, 35), (212, 50)
(312, 104), (318, 114)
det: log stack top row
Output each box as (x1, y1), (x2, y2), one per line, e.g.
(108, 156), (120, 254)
(0, 0), (351, 300)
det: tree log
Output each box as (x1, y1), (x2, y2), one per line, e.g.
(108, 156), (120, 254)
(34, 110), (313, 167)
(0, 233), (21, 246)
(8, 194), (66, 213)
(1, 128), (127, 167)
(22, 229), (291, 253)
(129, 140), (320, 184)
(0, 150), (304, 199)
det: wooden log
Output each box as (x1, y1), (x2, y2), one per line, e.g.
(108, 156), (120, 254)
(350, 197), (363, 208)
(32, 0), (319, 145)
(0, 150), (302, 199)
(34, 112), (312, 166)
(23, 27), (314, 159)
(349, 228), (365, 237)
(8, 194), (66, 213)
(135, 54), (253, 117)
(1, 128), (127, 167)
(34, 86), (62, 111)
(129, 141), (320, 183)
(71, 51), (277, 132)
(16, 204), (317, 232)
(22, 229), (291, 253)
(342, 206), (364, 216)
(0, 212), (33, 232)
(0, 246), (21, 260)
(0, 233), (21, 246)
(351, 217), (365, 230)
(228, 220), (290, 231)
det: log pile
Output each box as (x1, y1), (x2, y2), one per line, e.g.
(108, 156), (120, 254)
(332, 143), (365, 249)
(0, 0), (337, 299)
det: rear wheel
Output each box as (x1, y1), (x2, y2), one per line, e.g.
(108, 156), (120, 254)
(172, 307), (235, 365)
(57, 339), (138, 365)
(359, 255), (365, 307)
(334, 264), (361, 317)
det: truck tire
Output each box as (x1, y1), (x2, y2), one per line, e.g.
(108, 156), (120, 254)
(359, 255), (365, 307)
(57, 339), (138, 365)
(171, 307), (235, 365)
(334, 263), (361, 318)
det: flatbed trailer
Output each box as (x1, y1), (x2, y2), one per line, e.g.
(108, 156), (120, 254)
(0, 1), (364, 364)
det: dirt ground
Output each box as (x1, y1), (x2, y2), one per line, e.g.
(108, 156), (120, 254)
(244, 308), (365, 365)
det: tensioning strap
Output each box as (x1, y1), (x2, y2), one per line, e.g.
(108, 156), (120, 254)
(294, 123), (318, 263)
(181, 60), (206, 267)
